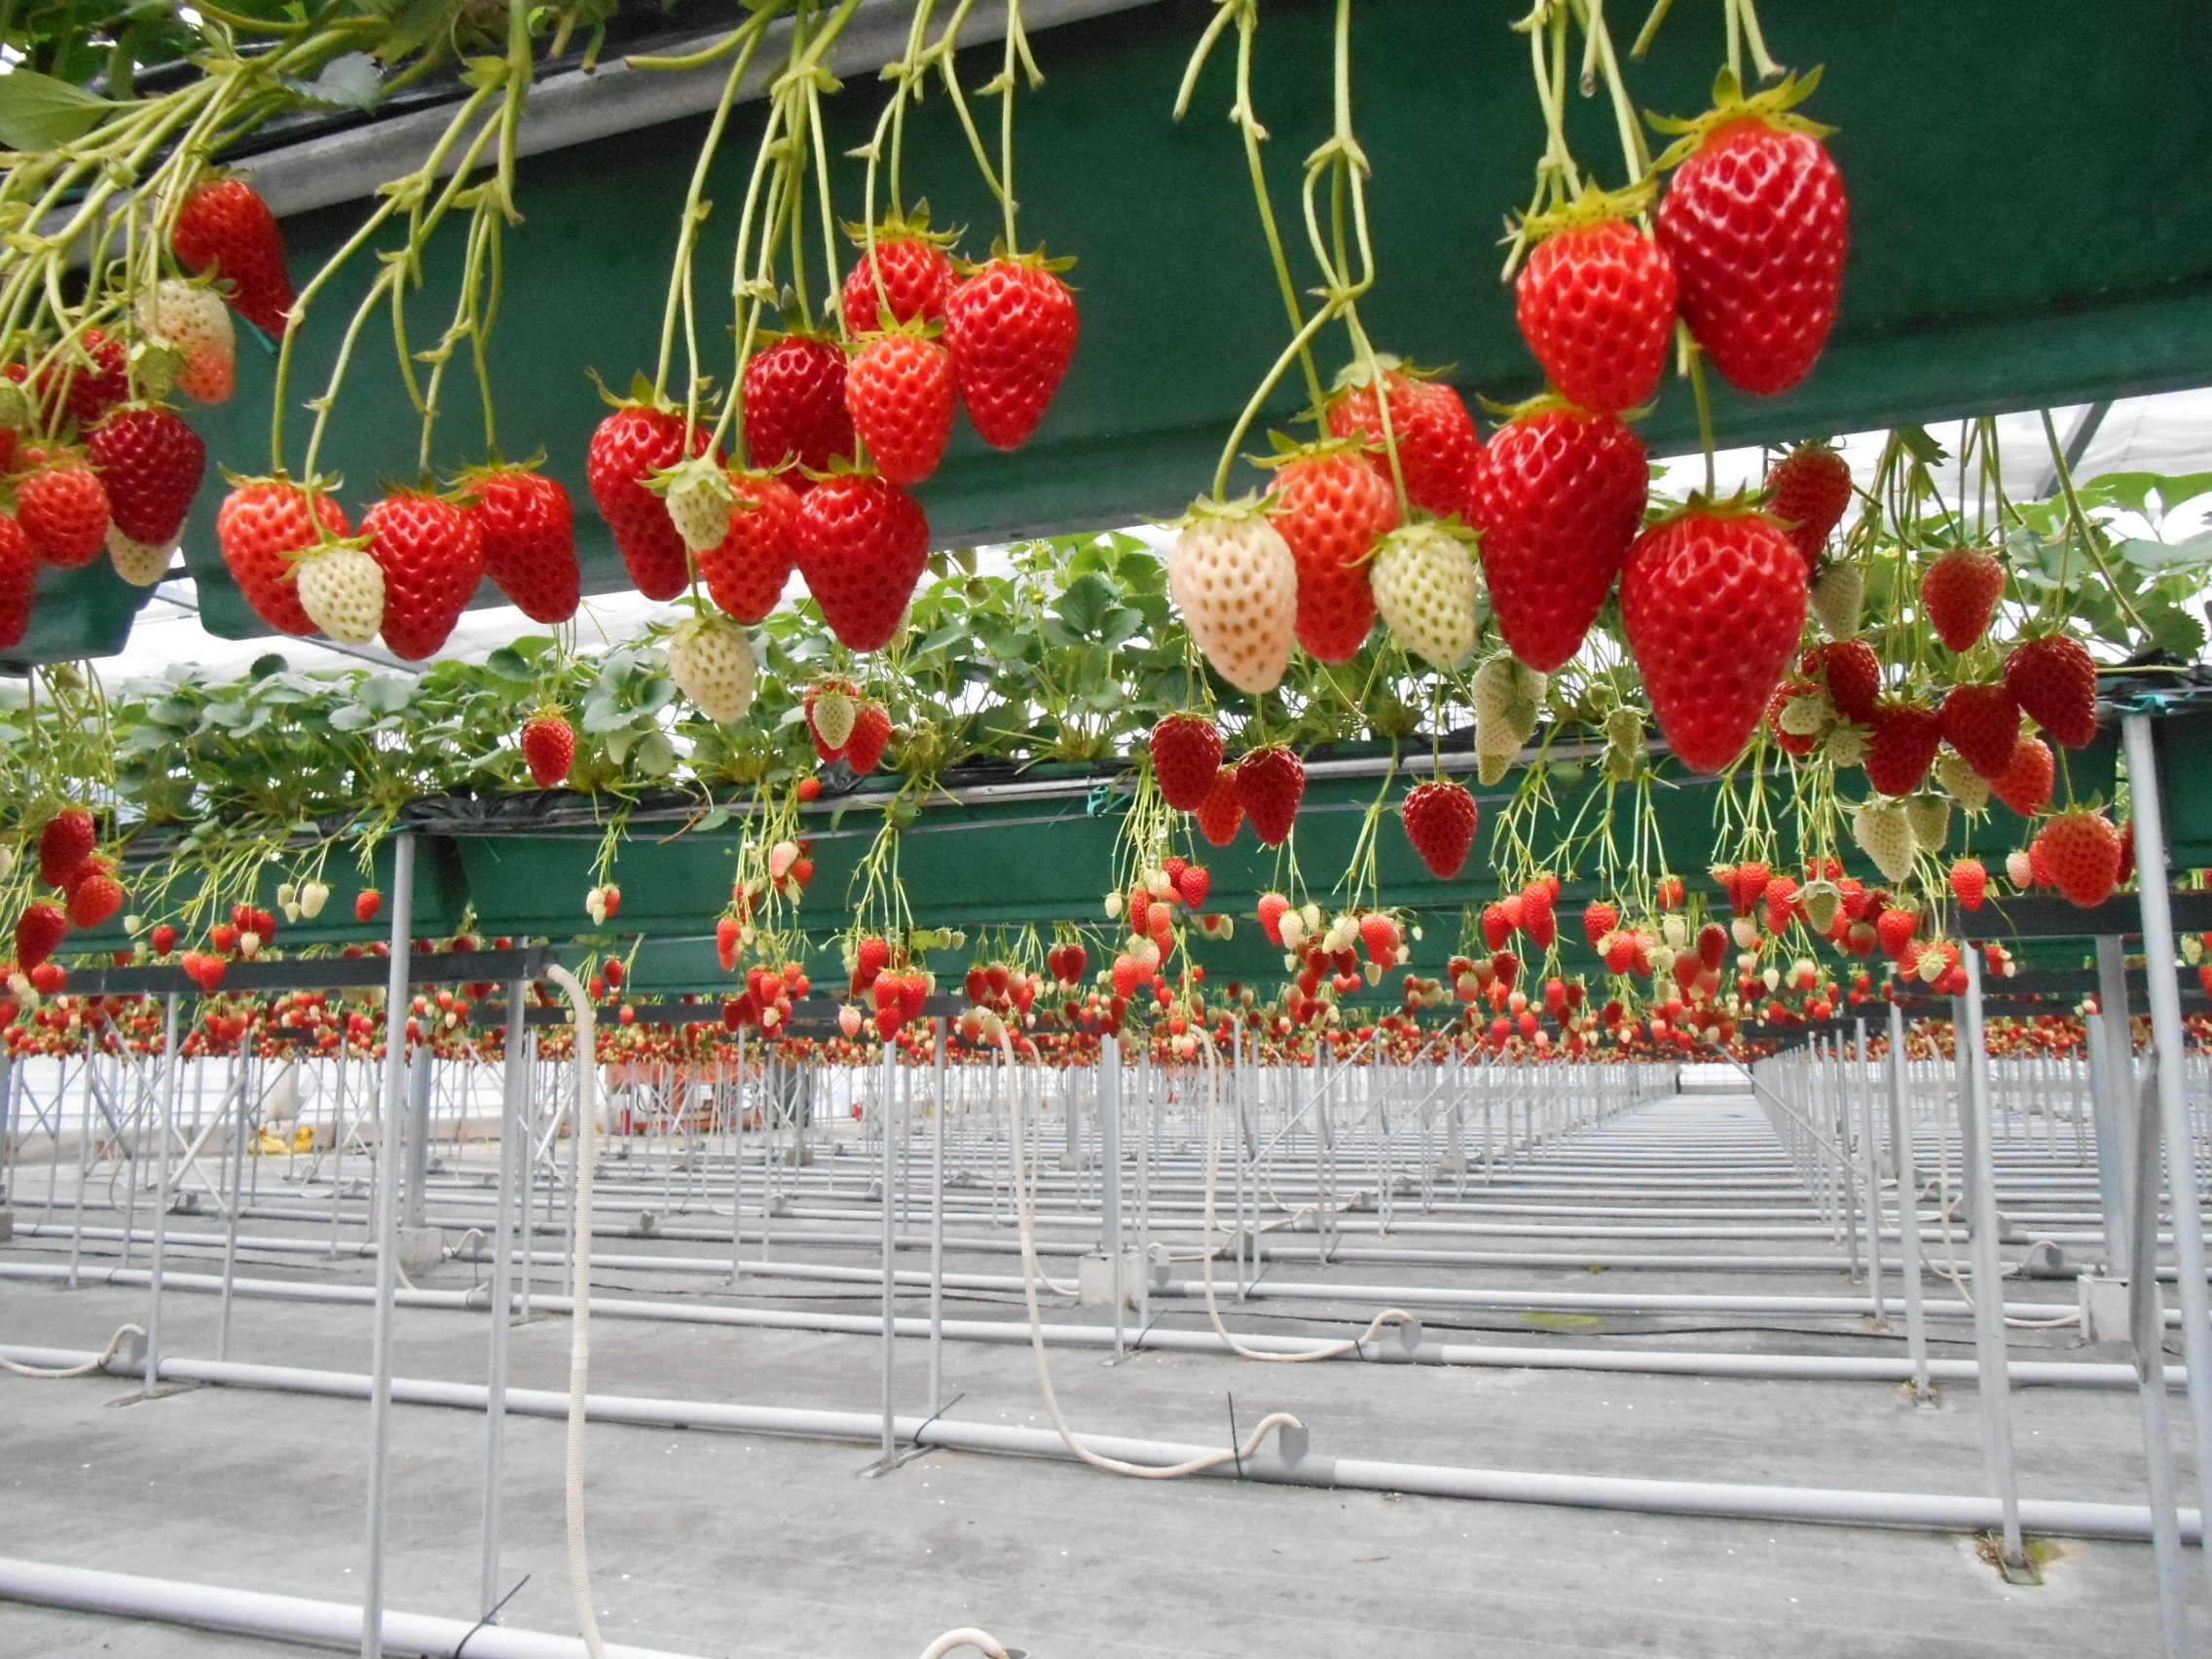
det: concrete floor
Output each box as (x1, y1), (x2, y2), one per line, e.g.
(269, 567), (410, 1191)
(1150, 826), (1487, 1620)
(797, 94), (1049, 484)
(0, 1088), (2200, 1657)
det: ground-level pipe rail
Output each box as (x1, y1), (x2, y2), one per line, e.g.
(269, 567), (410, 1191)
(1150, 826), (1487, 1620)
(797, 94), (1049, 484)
(3, 1346), (2200, 1544)
(0, 1556), (701, 1659)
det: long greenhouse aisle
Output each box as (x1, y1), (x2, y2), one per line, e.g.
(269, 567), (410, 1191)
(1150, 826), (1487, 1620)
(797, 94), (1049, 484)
(0, 1081), (2194, 1657)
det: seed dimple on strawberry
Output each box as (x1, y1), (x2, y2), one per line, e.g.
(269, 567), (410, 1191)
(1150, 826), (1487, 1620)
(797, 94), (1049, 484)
(1324, 362), (1481, 520)
(470, 466), (580, 625)
(217, 479), (351, 636)
(1515, 216), (1677, 415)
(1268, 449), (1392, 663)
(698, 468), (798, 625)
(363, 491), (485, 662)
(744, 334), (856, 475)
(792, 472), (930, 653)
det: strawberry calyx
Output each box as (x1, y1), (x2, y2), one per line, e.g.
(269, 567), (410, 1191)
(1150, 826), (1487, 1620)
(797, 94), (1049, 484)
(1639, 486), (1783, 533)
(1475, 387), (1652, 425)
(840, 203), (961, 250)
(449, 449), (551, 490)
(1514, 179), (1659, 244)
(954, 240), (1078, 276)
(850, 312), (946, 347)
(1161, 491), (1271, 534)
(1243, 430), (1378, 472)
(1328, 352), (1455, 394)
(1647, 67), (1836, 172)
(645, 451), (735, 503)
(587, 367), (719, 419)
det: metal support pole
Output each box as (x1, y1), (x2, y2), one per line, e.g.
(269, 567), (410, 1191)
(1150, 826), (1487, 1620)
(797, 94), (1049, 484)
(1962, 949), (2025, 1570)
(2124, 711), (2212, 1603)
(876, 1043), (897, 1468)
(1100, 1042), (1122, 1358)
(729, 1026), (747, 1282)
(930, 1021), (947, 1412)
(478, 977), (526, 1621)
(1854, 1019), (1885, 1324)
(2089, 941), (2134, 1277)
(402, 1045), (432, 1232)
(2128, 1056), (2194, 1659)
(1888, 1003), (1931, 1402)
(143, 994), (181, 1398)
(216, 1053), (250, 1361)
(361, 833), (416, 1659)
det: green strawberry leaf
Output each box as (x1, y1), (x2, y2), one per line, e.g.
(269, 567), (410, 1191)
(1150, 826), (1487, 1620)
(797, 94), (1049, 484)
(0, 70), (112, 150)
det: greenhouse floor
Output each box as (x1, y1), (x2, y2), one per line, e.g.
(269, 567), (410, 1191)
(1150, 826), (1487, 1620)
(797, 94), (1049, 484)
(0, 1084), (2200, 1657)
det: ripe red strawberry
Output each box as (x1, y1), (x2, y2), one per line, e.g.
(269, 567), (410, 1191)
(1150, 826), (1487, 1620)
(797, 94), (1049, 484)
(1875, 906), (1918, 960)
(1196, 768), (1244, 846)
(1939, 682), (2020, 782)
(35, 328), (131, 428)
(355, 889), (383, 924)
(1765, 443), (1852, 567)
(170, 176), (295, 338)
(844, 328), (954, 487)
(843, 227), (957, 333)
(362, 491), (485, 661)
(2004, 634), (2099, 749)
(150, 922), (177, 955)
(1267, 448), (1393, 662)
(1992, 733), (2054, 818)
(792, 472), (930, 652)
(587, 399), (717, 601)
(88, 407), (204, 548)
(1402, 779), (1478, 878)
(1921, 547), (2005, 652)
(2035, 810), (2123, 908)
(17, 456), (110, 567)
(942, 254), (1080, 451)
(521, 710), (575, 789)
(469, 466), (580, 624)
(1653, 82), (1849, 396)
(1949, 857), (1988, 912)
(1515, 215), (1677, 414)
(1619, 508), (1807, 773)
(1471, 407), (1647, 672)
(40, 808), (95, 888)
(1237, 746), (1306, 846)
(16, 900), (66, 970)
(844, 702), (893, 774)
(1863, 700), (1942, 796)
(1324, 361), (1481, 519)
(697, 467), (798, 624)
(215, 479), (350, 636)
(0, 513), (33, 649)
(65, 862), (123, 930)
(744, 334), (855, 475)
(1151, 713), (1224, 811)
(1817, 638), (1881, 724)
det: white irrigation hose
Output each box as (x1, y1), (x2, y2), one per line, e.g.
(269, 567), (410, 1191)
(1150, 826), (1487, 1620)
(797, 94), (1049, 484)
(0, 1323), (142, 1378)
(1195, 1033), (1417, 1363)
(998, 1033), (1302, 1478)
(545, 964), (608, 1659)
(916, 1629), (1010, 1659)
(1928, 1064), (2080, 1331)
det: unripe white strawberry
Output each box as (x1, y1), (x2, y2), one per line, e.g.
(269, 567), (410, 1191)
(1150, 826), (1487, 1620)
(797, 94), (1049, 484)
(1277, 909), (1307, 950)
(1648, 943), (1677, 982)
(1934, 750), (1991, 814)
(1730, 915), (1759, 950)
(296, 543), (386, 645)
(656, 456), (735, 555)
(1473, 653), (1546, 785)
(1370, 522), (1478, 671)
(668, 613), (756, 723)
(137, 277), (236, 405)
(1918, 947), (1948, 985)
(1821, 723), (1868, 767)
(1602, 705), (1644, 783)
(1168, 499), (1297, 695)
(2006, 848), (2034, 891)
(105, 526), (170, 587)
(1904, 792), (1950, 854)
(1762, 966), (1781, 992)
(1809, 560), (1863, 639)
(812, 686), (858, 751)
(239, 930), (263, 959)
(1800, 879), (1842, 933)
(1852, 799), (1918, 886)
(1660, 914), (1688, 948)
(300, 880), (329, 919)
(1779, 691), (1831, 737)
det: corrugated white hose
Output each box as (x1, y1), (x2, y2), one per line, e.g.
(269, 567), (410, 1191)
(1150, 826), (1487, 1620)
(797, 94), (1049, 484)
(1195, 1031), (1417, 1362)
(544, 964), (608, 1659)
(997, 1032), (1302, 1477)
(917, 1629), (1010, 1659)
(0, 1323), (142, 1378)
